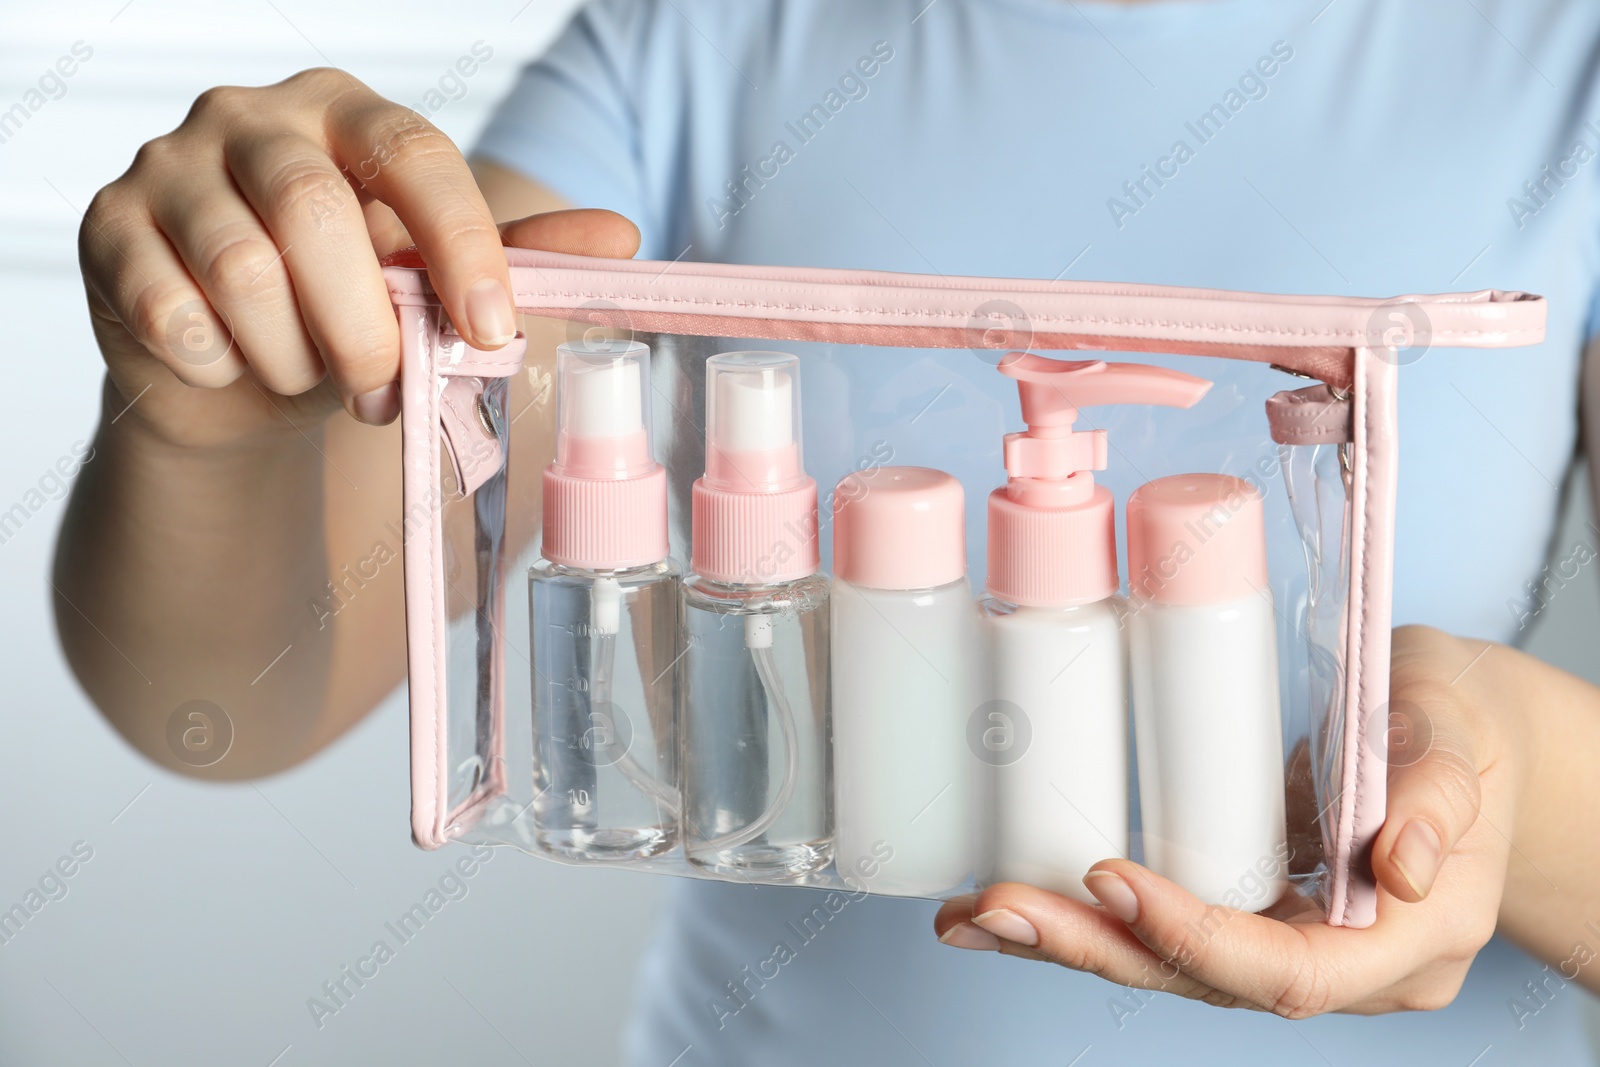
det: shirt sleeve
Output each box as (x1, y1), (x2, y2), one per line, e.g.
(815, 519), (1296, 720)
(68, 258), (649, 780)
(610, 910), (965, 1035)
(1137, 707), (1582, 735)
(473, 0), (668, 257)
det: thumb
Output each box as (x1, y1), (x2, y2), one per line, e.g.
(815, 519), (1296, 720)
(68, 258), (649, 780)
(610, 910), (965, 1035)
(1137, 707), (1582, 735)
(499, 208), (641, 258)
(1369, 685), (1487, 904)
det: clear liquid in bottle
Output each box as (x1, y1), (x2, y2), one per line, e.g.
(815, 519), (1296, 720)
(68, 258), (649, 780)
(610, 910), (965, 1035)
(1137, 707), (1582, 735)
(681, 574), (832, 880)
(530, 559), (680, 862)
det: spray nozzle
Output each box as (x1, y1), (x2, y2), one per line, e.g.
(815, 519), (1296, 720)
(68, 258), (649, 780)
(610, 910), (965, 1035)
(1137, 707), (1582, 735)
(996, 353), (1211, 508)
(703, 351), (807, 493)
(552, 339), (654, 480)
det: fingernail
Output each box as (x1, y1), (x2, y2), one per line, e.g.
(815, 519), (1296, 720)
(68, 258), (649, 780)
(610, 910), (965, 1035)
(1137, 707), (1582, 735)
(972, 909), (1039, 947)
(1391, 819), (1442, 899)
(938, 922), (1001, 952)
(465, 279), (516, 346)
(1084, 871), (1140, 923)
(352, 382), (400, 425)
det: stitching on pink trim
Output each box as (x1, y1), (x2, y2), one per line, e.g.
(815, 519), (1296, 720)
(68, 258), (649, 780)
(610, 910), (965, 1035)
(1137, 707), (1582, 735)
(442, 358), (520, 375)
(1273, 428), (1349, 444)
(504, 287), (1543, 342)
(417, 309), (441, 845)
(1344, 352), (1376, 926)
(386, 274), (1543, 349)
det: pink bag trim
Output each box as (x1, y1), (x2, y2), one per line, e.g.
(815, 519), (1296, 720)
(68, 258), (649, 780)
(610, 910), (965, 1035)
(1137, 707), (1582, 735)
(1329, 349), (1398, 927)
(383, 249), (1543, 390)
(1266, 384), (1352, 446)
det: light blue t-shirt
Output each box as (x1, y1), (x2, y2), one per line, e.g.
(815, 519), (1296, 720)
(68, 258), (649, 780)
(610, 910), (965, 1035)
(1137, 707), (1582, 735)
(478, 0), (1600, 1062)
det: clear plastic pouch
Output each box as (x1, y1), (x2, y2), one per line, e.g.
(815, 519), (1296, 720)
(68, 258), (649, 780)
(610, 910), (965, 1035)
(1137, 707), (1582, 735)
(387, 249), (1545, 928)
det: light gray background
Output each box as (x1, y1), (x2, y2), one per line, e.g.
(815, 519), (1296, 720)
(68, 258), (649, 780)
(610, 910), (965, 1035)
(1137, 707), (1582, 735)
(1, 3), (670, 1065)
(2, 2), (1598, 1064)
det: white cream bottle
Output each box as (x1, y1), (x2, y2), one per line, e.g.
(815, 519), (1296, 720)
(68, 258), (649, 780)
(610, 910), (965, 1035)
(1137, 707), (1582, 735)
(830, 466), (980, 895)
(980, 355), (1211, 902)
(1127, 474), (1288, 910)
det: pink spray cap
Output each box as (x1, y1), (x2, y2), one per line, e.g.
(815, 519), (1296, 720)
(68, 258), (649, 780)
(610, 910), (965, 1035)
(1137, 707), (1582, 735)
(1126, 474), (1269, 607)
(985, 354), (1212, 607)
(691, 351), (819, 585)
(833, 467), (966, 591)
(541, 339), (669, 569)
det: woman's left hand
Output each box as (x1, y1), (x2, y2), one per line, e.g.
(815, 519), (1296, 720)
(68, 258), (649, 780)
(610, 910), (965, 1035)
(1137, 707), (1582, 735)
(934, 625), (1527, 1016)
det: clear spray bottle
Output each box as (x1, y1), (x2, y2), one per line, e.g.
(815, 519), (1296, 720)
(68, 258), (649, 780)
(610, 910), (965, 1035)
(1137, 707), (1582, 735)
(681, 351), (832, 880)
(980, 354), (1210, 901)
(530, 339), (680, 862)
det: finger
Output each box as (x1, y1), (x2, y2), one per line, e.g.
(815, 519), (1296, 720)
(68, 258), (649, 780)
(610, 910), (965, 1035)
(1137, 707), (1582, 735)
(79, 192), (246, 389)
(937, 885), (1228, 1004)
(933, 895), (998, 950)
(225, 131), (400, 420)
(149, 163), (326, 399)
(1066, 859), (1418, 1016)
(498, 208), (641, 258)
(362, 199), (412, 259)
(328, 97), (515, 351)
(1370, 697), (1486, 903)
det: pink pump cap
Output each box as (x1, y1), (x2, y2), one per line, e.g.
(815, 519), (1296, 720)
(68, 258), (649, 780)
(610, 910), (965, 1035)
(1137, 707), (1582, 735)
(691, 352), (819, 585)
(1127, 474), (1269, 606)
(986, 354), (1211, 607)
(542, 340), (669, 569)
(834, 467), (966, 590)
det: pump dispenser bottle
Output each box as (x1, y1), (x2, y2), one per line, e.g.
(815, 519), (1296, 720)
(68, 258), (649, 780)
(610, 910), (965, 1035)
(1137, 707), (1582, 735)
(831, 467), (980, 895)
(682, 351), (832, 880)
(981, 354), (1210, 901)
(1127, 474), (1287, 909)
(530, 339), (680, 862)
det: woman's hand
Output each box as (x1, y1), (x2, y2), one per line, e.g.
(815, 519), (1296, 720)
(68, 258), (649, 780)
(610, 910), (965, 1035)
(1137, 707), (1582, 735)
(60, 68), (639, 774)
(935, 625), (1534, 1015)
(78, 67), (637, 448)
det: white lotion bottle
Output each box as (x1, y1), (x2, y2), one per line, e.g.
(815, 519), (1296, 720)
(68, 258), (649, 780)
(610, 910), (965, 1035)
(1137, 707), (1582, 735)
(831, 467), (980, 895)
(1127, 474), (1288, 910)
(980, 355), (1210, 902)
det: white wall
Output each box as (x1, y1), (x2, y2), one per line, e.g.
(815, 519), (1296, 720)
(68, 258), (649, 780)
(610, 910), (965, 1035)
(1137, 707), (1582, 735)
(0, 4), (666, 1065)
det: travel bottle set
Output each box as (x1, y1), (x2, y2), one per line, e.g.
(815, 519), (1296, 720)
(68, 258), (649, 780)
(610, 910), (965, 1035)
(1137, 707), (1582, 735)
(387, 246), (1547, 926)
(524, 338), (1292, 907)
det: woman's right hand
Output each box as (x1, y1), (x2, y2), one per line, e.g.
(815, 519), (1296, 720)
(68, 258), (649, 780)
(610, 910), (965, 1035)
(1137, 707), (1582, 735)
(62, 69), (639, 773)
(77, 67), (633, 449)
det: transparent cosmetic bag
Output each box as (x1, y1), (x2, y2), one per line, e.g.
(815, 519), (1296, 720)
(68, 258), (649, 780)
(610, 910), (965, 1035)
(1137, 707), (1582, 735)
(383, 247), (1545, 928)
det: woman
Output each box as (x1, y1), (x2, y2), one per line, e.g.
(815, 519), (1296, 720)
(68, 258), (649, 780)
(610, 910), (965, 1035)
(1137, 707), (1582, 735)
(57, 0), (1600, 1062)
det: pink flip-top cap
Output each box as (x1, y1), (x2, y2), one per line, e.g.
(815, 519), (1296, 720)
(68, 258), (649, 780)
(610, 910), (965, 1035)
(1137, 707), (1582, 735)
(1126, 474), (1269, 606)
(833, 467), (966, 591)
